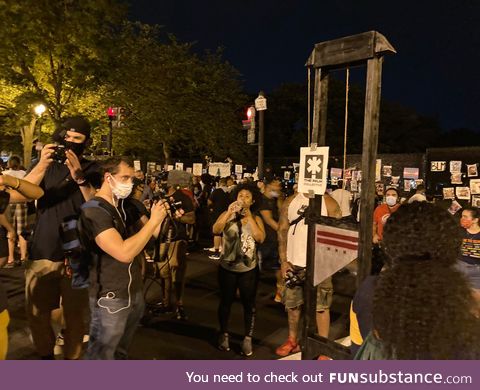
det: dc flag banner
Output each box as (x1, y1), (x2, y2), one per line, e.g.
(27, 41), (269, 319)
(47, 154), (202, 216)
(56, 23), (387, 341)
(314, 224), (358, 286)
(298, 146), (329, 195)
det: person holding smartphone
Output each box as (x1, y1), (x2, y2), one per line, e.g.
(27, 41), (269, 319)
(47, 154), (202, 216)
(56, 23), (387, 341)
(212, 183), (265, 357)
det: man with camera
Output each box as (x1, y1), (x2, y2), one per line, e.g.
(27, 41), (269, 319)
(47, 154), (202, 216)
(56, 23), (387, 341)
(154, 170), (195, 320)
(23, 116), (100, 360)
(275, 190), (341, 357)
(78, 157), (175, 359)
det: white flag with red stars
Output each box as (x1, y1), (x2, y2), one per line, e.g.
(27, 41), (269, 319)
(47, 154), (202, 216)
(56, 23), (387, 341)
(314, 225), (359, 286)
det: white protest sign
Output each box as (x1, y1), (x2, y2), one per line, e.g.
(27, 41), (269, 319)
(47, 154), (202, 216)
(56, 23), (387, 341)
(147, 162), (156, 173)
(208, 162), (230, 177)
(235, 164), (243, 174)
(298, 146), (329, 195)
(255, 96), (267, 111)
(192, 163), (203, 176)
(133, 160), (141, 171)
(186, 167), (192, 173)
(167, 165), (174, 171)
(175, 162), (184, 171)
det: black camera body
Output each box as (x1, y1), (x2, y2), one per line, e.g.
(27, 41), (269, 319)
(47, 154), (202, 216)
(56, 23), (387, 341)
(152, 189), (182, 214)
(52, 144), (67, 164)
(285, 268), (306, 289)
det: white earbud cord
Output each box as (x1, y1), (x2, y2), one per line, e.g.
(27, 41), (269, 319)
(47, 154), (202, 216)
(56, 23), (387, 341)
(97, 198), (132, 314)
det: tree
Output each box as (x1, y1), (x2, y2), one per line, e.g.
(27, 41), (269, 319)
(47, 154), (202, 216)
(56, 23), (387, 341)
(0, 0), (126, 165)
(105, 23), (252, 164)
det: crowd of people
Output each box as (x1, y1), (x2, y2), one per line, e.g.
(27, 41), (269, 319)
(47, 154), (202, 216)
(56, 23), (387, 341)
(1, 115), (479, 360)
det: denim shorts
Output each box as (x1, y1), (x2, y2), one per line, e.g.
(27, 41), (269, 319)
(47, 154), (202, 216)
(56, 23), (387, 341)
(456, 260), (480, 289)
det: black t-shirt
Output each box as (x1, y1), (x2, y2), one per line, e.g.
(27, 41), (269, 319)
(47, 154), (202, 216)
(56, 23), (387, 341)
(209, 188), (230, 218)
(30, 159), (101, 262)
(258, 195), (279, 244)
(159, 190), (194, 243)
(80, 197), (143, 299)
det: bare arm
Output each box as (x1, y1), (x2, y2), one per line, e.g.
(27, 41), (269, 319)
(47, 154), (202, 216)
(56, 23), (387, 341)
(94, 201), (168, 263)
(0, 174), (44, 201)
(278, 195), (295, 277)
(177, 210), (195, 225)
(24, 143), (56, 185)
(260, 209), (279, 231)
(245, 212), (265, 243)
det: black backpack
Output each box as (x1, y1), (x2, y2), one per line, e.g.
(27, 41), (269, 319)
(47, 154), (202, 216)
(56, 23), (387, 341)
(60, 199), (125, 289)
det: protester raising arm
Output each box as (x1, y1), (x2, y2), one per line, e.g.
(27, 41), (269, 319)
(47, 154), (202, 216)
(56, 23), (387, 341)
(0, 173), (44, 201)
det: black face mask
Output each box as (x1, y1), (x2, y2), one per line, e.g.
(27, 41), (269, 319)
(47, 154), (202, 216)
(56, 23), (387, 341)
(64, 141), (85, 156)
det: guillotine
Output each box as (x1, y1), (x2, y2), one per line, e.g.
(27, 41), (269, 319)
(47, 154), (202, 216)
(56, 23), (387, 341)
(301, 31), (396, 359)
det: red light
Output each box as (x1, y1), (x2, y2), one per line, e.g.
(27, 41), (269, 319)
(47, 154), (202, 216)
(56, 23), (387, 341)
(247, 107), (255, 119)
(107, 107), (115, 116)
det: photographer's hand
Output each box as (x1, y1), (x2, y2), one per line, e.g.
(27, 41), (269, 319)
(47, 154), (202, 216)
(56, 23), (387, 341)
(280, 261), (294, 279)
(23, 143), (56, 185)
(39, 144), (56, 169)
(150, 200), (169, 225)
(65, 150), (83, 182)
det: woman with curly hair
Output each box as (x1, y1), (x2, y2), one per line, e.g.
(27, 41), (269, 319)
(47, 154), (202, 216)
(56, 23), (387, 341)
(212, 183), (265, 357)
(367, 202), (480, 359)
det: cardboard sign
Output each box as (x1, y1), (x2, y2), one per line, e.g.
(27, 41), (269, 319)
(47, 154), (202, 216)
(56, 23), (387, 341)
(175, 162), (184, 171)
(192, 163), (203, 176)
(208, 163), (230, 177)
(298, 146), (329, 195)
(235, 164), (243, 174)
(133, 160), (141, 172)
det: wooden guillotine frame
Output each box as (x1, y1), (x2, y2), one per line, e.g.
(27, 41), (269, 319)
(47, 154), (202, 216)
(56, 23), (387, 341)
(301, 31), (396, 359)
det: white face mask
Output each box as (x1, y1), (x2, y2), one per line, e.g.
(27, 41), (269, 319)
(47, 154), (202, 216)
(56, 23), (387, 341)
(385, 195), (397, 207)
(108, 175), (133, 199)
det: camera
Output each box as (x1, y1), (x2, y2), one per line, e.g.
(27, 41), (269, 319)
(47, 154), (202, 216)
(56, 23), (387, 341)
(52, 144), (67, 164)
(285, 268), (306, 289)
(152, 189), (182, 213)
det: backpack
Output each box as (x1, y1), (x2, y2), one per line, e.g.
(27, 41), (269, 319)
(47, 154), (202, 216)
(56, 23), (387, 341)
(60, 199), (124, 289)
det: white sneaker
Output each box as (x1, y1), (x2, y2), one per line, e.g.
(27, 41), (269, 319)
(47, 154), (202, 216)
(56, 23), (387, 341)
(204, 247), (217, 252)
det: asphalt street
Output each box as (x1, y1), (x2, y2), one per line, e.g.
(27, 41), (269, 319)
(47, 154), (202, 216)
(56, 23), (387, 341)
(0, 246), (355, 360)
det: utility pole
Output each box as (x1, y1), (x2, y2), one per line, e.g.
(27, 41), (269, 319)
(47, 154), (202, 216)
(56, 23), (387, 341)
(255, 91), (267, 180)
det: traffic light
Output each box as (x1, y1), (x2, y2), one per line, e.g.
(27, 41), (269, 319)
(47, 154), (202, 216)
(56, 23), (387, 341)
(116, 107), (127, 127)
(109, 107), (128, 128)
(107, 107), (118, 120)
(246, 106), (256, 144)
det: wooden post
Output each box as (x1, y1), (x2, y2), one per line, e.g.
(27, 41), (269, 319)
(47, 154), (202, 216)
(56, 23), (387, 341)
(358, 57), (383, 284)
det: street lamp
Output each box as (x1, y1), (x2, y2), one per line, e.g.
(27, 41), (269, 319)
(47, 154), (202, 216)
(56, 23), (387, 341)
(34, 104), (46, 117)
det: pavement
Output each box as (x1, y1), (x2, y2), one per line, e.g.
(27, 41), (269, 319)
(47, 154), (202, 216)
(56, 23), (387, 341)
(0, 243), (355, 360)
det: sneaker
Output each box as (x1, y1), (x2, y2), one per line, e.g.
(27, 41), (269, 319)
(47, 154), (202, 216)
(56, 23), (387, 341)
(208, 252), (221, 260)
(241, 336), (253, 357)
(274, 291), (282, 303)
(175, 305), (188, 320)
(151, 302), (173, 315)
(55, 330), (65, 346)
(275, 337), (300, 357)
(218, 333), (230, 351)
(204, 247), (217, 252)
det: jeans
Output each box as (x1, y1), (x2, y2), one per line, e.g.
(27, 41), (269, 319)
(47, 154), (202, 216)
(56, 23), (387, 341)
(86, 291), (145, 360)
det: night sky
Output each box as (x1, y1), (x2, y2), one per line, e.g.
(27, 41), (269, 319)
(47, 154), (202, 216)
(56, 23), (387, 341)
(129, 0), (480, 132)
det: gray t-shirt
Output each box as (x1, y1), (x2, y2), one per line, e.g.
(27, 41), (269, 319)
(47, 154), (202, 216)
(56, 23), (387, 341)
(219, 217), (258, 273)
